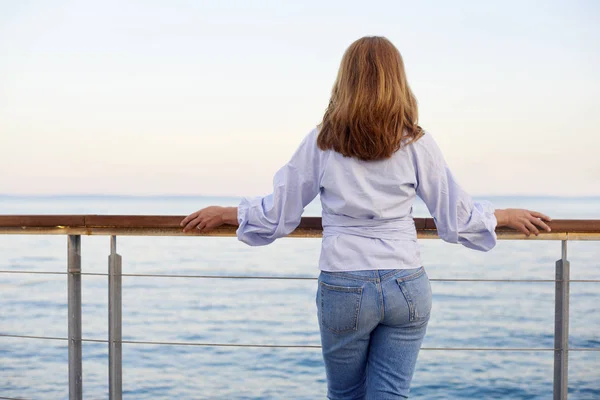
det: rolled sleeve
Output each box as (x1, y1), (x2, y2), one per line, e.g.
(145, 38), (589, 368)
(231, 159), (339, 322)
(236, 196), (275, 246)
(456, 199), (497, 251)
(236, 129), (323, 246)
(411, 132), (498, 252)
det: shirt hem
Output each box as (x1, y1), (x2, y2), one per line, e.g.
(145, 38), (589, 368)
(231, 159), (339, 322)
(318, 262), (423, 272)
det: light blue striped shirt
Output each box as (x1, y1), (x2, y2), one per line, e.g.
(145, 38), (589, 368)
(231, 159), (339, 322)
(237, 128), (497, 271)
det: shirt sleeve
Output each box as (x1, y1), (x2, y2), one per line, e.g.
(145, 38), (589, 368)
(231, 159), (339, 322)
(236, 129), (323, 246)
(411, 132), (497, 251)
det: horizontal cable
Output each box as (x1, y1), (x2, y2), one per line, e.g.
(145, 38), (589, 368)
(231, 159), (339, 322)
(0, 270), (104, 276)
(0, 333), (106, 343)
(430, 278), (556, 282)
(0, 270), (67, 275)
(2, 334), (598, 351)
(102, 341), (600, 352)
(2, 270), (600, 282)
(123, 275), (561, 282)
(0, 396), (31, 400)
(121, 273), (316, 280)
(120, 339), (321, 348)
(0, 333), (68, 341)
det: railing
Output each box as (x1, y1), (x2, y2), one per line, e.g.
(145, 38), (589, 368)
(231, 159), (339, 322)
(1, 215), (600, 400)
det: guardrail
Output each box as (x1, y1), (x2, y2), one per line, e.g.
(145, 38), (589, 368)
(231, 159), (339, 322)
(1, 215), (600, 400)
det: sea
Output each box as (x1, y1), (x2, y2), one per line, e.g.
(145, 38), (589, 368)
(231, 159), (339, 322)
(1, 195), (599, 399)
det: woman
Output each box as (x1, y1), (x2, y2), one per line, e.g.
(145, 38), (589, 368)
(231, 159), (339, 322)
(180, 36), (551, 399)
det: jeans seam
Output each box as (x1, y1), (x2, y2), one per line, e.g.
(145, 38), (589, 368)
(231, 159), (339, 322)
(397, 282), (415, 322)
(378, 282), (385, 322)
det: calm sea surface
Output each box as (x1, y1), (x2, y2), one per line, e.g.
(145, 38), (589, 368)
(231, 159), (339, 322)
(1, 195), (599, 399)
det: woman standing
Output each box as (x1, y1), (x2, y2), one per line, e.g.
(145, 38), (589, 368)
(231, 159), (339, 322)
(181, 36), (551, 399)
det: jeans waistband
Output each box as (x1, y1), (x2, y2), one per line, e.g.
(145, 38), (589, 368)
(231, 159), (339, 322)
(320, 267), (423, 283)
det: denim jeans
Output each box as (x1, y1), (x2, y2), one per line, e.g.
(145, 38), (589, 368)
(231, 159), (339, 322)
(316, 267), (432, 399)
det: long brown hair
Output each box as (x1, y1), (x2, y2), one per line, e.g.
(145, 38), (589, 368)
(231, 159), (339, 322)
(317, 36), (424, 161)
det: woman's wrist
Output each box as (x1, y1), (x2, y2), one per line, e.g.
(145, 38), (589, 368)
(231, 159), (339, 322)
(222, 207), (239, 225)
(494, 209), (508, 227)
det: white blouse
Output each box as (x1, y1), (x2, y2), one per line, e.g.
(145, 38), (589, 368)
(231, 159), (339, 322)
(236, 128), (497, 272)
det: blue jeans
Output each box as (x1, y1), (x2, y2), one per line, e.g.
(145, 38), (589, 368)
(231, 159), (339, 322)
(316, 267), (432, 399)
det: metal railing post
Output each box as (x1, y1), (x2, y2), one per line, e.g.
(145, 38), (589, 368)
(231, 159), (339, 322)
(108, 235), (123, 400)
(68, 235), (82, 400)
(554, 240), (570, 399)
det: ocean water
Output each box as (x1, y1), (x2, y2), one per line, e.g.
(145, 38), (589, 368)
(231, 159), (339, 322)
(1, 195), (599, 400)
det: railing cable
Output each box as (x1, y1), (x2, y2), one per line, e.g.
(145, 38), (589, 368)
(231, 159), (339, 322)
(1, 333), (598, 351)
(1, 270), (599, 282)
(0, 396), (32, 400)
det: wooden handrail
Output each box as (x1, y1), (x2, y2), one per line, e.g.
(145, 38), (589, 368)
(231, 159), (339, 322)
(0, 215), (599, 240)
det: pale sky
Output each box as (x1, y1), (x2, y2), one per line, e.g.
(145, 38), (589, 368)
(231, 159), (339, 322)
(1, 0), (599, 197)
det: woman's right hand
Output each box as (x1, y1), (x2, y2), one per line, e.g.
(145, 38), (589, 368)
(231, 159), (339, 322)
(494, 209), (552, 236)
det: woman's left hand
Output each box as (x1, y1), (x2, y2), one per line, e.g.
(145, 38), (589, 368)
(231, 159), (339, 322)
(180, 206), (237, 233)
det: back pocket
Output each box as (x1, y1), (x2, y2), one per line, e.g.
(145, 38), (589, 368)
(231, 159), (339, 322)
(396, 268), (432, 322)
(319, 281), (363, 334)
